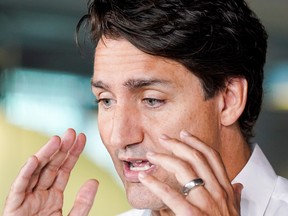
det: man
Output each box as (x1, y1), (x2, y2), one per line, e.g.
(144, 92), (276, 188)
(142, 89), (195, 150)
(3, 0), (288, 215)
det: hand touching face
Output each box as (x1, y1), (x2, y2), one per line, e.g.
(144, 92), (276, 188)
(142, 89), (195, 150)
(138, 130), (242, 215)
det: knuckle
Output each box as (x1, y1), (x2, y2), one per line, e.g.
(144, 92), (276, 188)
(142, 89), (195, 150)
(180, 161), (192, 171)
(191, 148), (204, 161)
(174, 158), (193, 173)
(209, 147), (221, 159)
(162, 184), (173, 194)
(214, 186), (229, 202)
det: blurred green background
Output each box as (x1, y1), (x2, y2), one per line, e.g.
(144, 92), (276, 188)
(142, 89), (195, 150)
(0, 0), (288, 215)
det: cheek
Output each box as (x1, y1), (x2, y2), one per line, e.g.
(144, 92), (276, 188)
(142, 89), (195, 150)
(186, 104), (220, 145)
(157, 102), (219, 144)
(142, 112), (187, 145)
(159, 104), (197, 130)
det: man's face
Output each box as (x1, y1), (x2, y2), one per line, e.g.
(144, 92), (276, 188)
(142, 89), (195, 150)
(92, 38), (222, 209)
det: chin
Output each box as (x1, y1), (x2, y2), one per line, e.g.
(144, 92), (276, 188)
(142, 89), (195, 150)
(125, 183), (165, 210)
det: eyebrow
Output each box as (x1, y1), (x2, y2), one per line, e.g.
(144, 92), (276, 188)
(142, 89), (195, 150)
(123, 78), (170, 89)
(91, 78), (170, 90)
(91, 80), (110, 90)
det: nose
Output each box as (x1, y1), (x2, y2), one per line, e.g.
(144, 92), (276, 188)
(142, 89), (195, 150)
(110, 105), (143, 148)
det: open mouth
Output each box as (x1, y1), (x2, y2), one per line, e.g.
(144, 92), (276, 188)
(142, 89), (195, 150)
(122, 159), (156, 182)
(128, 160), (155, 171)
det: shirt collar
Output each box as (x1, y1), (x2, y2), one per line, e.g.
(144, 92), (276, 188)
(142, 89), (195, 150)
(232, 143), (278, 215)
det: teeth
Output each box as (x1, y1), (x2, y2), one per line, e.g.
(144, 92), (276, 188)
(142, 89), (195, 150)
(129, 161), (153, 171)
(130, 163), (152, 171)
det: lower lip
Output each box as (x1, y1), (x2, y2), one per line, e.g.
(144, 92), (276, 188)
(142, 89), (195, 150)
(123, 162), (155, 182)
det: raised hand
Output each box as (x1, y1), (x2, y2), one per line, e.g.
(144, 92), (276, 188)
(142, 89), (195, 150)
(138, 130), (242, 215)
(3, 128), (98, 216)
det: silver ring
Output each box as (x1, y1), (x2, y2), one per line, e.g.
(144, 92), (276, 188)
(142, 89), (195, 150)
(182, 178), (205, 196)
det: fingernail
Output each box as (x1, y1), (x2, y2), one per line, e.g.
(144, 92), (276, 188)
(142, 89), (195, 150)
(146, 151), (155, 158)
(180, 130), (191, 137)
(138, 171), (148, 179)
(159, 134), (169, 140)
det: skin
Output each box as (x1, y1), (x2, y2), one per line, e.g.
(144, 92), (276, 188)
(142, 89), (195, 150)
(3, 37), (250, 215)
(92, 38), (250, 215)
(2, 129), (98, 216)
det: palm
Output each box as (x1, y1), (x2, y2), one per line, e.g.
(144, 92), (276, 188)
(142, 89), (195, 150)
(3, 129), (98, 216)
(13, 189), (64, 215)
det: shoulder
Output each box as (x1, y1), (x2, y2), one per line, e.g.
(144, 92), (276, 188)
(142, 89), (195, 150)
(265, 176), (288, 215)
(273, 176), (288, 200)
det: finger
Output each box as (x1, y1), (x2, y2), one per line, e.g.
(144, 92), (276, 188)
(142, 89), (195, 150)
(178, 131), (240, 213)
(53, 133), (86, 192)
(179, 131), (236, 204)
(27, 135), (62, 192)
(146, 151), (214, 211)
(160, 137), (228, 204)
(180, 130), (230, 182)
(147, 152), (197, 186)
(138, 172), (202, 216)
(5, 156), (38, 211)
(35, 128), (76, 190)
(160, 136), (218, 186)
(68, 179), (99, 216)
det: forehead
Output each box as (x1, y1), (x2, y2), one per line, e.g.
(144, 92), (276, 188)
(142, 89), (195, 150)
(94, 38), (166, 70)
(92, 37), (202, 92)
(94, 38), (186, 76)
(92, 38), (206, 100)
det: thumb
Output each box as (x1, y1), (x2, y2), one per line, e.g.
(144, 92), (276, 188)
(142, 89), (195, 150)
(68, 179), (99, 216)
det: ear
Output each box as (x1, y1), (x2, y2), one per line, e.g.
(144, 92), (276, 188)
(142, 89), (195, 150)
(220, 77), (248, 126)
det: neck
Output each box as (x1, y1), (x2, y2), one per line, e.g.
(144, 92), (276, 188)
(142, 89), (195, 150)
(219, 124), (251, 181)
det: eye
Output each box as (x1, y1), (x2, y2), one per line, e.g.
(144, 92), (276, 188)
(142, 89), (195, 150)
(143, 98), (165, 108)
(97, 98), (114, 109)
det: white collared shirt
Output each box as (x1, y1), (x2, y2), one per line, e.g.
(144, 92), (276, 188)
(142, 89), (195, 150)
(232, 143), (288, 215)
(118, 144), (288, 216)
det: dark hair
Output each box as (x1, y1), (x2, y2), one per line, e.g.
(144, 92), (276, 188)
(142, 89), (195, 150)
(77, 0), (268, 141)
